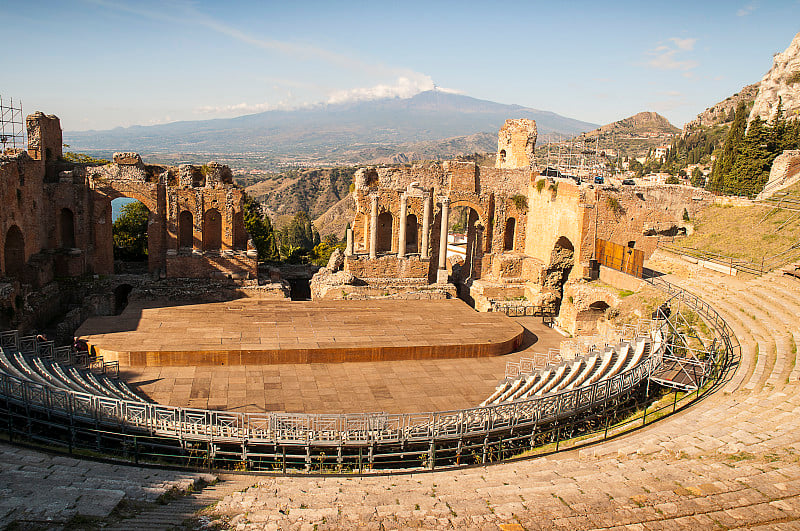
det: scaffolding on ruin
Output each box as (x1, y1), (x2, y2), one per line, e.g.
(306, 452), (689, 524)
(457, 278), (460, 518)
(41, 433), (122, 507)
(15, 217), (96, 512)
(538, 132), (618, 180)
(0, 96), (25, 152)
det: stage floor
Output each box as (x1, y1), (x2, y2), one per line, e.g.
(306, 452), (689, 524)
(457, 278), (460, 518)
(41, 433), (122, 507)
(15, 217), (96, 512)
(118, 316), (563, 414)
(77, 299), (524, 366)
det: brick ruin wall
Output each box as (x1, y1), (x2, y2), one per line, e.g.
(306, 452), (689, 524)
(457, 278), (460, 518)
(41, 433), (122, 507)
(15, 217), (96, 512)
(1, 112), (256, 288)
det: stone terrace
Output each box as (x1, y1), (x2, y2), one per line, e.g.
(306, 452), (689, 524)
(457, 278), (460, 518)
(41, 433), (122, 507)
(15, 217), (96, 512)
(3, 259), (800, 529)
(0, 443), (216, 527)
(191, 264), (800, 529)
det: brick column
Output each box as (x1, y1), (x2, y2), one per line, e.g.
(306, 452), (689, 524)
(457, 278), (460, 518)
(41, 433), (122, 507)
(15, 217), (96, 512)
(369, 194), (378, 259)
(421, 192), (431, 259)
(438, 196), (450, 271)
(397, 192), (408, 258)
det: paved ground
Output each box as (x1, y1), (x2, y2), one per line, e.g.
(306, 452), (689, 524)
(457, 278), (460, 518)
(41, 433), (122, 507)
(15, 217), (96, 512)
(120, 316), (563, 414)
(77, 299), (523, 366)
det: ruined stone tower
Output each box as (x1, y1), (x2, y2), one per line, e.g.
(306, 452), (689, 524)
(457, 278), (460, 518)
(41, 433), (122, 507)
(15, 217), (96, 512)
(495, 118), (537, 169)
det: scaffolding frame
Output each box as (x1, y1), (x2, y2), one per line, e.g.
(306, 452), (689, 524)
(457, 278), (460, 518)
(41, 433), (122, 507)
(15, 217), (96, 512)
(0, 96), (25, 151)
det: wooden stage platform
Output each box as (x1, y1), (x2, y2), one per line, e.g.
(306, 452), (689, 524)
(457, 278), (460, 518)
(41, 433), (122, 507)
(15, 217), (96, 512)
(77, 299), (524, 367)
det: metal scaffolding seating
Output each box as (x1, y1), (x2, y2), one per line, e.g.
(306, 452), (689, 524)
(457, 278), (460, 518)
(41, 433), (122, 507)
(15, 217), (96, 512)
(0, 345), (145, 403)
(482, 336), (651, 407)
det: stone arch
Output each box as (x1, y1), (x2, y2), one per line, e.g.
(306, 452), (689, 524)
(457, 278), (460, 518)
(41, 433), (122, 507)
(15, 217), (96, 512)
(203, 208), (222, 251)
(376, 211), (393, 253)
(233, 211), (248, 249)
(504, 217), (516, 251)
(555, 235), (574, 253)
(178, 210), (194, 249)
(59, 208), (75, 248)
(448, 198), (487, 228)
(4, 225), (25, 279)
(406, 213), (418, 254)
(575, 300), (611, 335)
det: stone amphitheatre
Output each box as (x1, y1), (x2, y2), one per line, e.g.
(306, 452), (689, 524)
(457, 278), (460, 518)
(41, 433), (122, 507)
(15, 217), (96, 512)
(1, 110), (800, 530)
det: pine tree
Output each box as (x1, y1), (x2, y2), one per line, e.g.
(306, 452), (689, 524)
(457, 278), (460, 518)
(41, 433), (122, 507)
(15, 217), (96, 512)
(241, 194), (279, 262)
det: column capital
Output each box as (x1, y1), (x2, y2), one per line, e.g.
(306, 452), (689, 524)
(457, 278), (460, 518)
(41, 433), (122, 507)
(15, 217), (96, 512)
(438, 195), (450, 205)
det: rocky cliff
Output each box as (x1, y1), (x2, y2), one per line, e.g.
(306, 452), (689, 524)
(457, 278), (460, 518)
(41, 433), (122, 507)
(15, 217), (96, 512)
(684, 83), (759, 132)
(749, 31), (800, 123)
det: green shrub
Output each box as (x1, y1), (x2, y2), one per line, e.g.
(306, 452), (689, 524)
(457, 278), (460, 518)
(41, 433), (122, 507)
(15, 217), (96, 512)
(606, 196), (624, 216)
(511, 194), (528, 212)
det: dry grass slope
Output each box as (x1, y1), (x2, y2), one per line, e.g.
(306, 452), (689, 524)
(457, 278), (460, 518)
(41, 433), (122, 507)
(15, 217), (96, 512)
(680, 181), (800, 263)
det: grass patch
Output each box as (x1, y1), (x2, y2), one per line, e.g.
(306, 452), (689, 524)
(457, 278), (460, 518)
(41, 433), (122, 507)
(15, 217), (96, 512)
(679, 181), (800, 265)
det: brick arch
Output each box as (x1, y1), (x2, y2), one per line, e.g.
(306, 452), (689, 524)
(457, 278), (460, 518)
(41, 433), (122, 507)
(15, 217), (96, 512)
(91, 185), (158, 214)
(203, 208), (222, 251)
(447, 198), (487, 227)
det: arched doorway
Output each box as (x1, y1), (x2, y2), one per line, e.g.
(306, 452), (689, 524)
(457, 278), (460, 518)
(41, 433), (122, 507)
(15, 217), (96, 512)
(504, 217), (516, 251)
(576, 300), (610, 335)
(111, 198), (150, 265)
(113, 284), (133, 315)
(445, 205), (485, 285)
(59, 208), (75, 248)
(406, 214), (418, 254)
(4, 225), (25, 279)
(233, 211), (247, 249)
(376, 211), (393, 253)
(203, 208), (222, 251)
(178, 210), (194, 249)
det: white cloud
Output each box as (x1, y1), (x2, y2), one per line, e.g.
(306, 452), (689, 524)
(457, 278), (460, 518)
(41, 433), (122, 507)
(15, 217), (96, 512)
(325, 74), (461, 105)
(737, 2), (757, 16)
(194, 76), (463, 115)
(669, 37), (696, 51)
(645, 38), (699, 71)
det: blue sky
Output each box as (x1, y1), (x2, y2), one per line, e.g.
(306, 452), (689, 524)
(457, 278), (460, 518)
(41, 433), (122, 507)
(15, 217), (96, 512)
(3, 0), (799, 131)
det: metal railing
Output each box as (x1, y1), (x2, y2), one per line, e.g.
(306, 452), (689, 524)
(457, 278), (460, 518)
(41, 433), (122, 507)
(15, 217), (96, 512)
(0, 278), (735, 471)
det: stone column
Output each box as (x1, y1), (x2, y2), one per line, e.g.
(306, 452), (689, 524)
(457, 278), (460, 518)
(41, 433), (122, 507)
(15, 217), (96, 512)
(421, 192), (431, 259)
(437, 196), (450, 271)
(369, 194), (378, 259)
(362, 210), (369, 251)
(345, 227), (354, 256)
(397, 192), (408, 258)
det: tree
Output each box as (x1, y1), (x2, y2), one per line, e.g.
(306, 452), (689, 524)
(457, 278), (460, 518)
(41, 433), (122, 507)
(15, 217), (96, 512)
(281, 212), (318, 253)
(708, 101), (747, 192)
(242, 194), (279, 262)
(665, 174), (679, 185)
(312, 234), (346, 266)
(113, 201), (149, 260)
(690, 167), (705, 188)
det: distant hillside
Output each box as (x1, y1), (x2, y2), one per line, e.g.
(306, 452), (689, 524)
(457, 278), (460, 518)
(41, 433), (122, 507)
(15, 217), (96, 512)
(245, 167), (355, 220)
(587, 112), (679, 137)
(314, 193), (355, 239)
(336, 132), (496, 165)
(64, 91), (597, 166)
(683, 84), (759, 132)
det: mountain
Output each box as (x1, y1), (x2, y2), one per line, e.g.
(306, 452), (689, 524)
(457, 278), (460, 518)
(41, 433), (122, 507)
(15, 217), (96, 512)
(586, 111), (679, 137)
(245, 167), (355, 220)
(683, 84), (759, 132)
(63, 91), (597, 164)
(749, 31), (800, 123)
